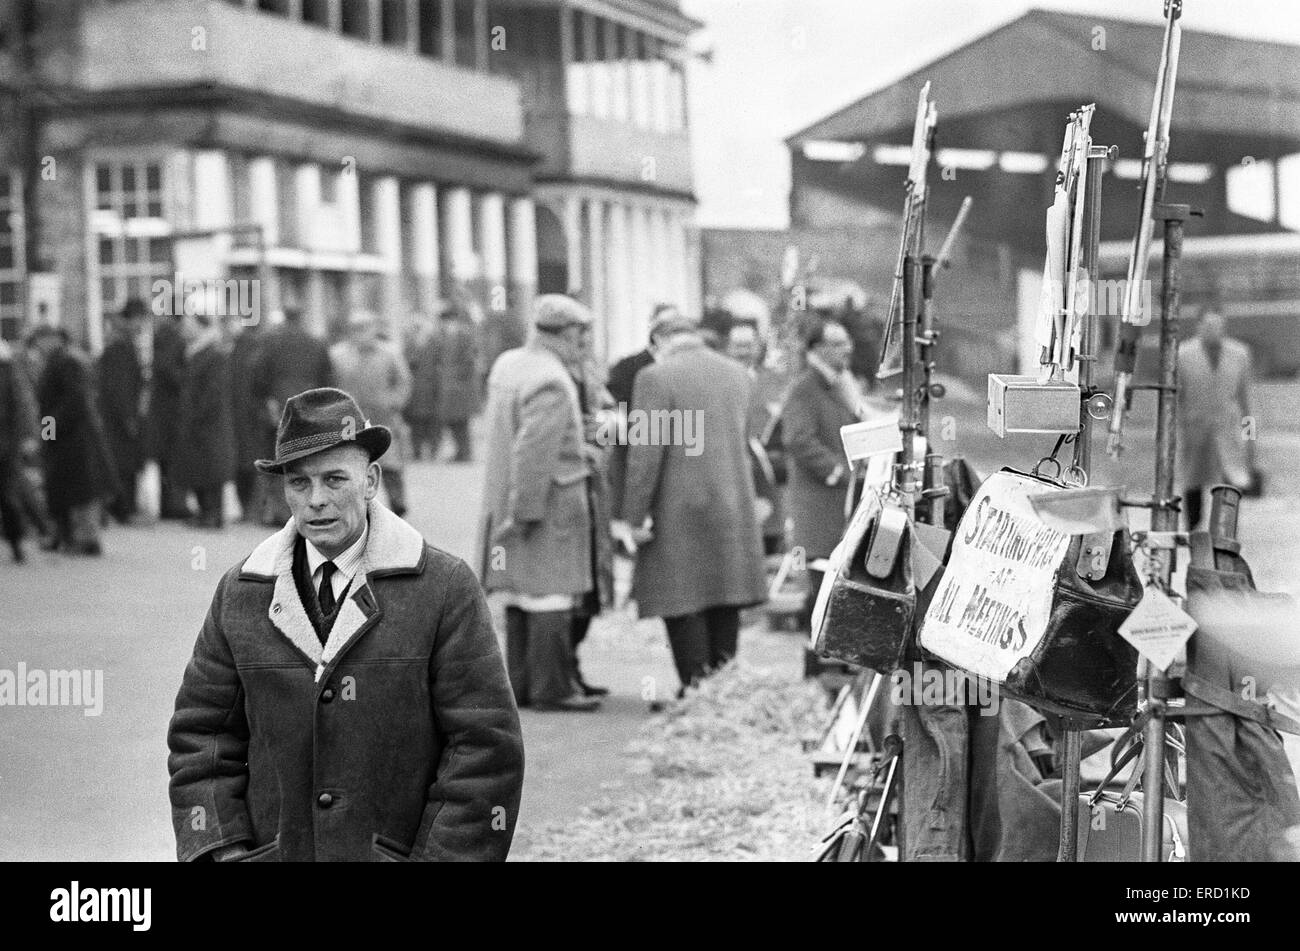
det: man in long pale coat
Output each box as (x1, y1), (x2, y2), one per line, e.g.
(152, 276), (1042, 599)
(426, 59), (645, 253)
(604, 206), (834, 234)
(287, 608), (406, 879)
(618, 314), (767, 697)
(331, 312), (413, 516)
(1177, 310), (1254, 529)
(478, 295), (602, 713)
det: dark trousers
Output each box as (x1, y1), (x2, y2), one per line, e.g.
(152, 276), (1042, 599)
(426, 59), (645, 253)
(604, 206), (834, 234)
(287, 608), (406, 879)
(385, 468), (406, 515)
(506, 607), (576, 706)
(234, 466), (258, 511)
(159, 462), (189, 520)
(0, 474), (24, 556)
(441, 419), (473, 461)
(1184, 485), (1202, 530)
(663, 606), (740, 692)
(193, 486), (223, 526)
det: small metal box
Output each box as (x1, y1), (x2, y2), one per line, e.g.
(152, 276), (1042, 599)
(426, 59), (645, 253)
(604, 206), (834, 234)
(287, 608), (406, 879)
(987, 373), (1081, 437)
(839, 416), (902, 463)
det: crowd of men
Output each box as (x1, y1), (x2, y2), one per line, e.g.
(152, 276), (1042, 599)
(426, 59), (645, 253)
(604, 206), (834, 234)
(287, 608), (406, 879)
(0, 286), (1258, 726)
(0, 298), (482, 561)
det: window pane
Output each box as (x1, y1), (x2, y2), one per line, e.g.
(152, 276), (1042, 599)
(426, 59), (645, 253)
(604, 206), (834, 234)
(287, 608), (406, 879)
(147, 237), (172, 263)
(99, 237), (117, 264)
(145, 163), (162, 191)
(96, 164), (113, 195)
(121, 164), (137, 193)
(0, 283), (15, 305)
(125, 239), (141, 264)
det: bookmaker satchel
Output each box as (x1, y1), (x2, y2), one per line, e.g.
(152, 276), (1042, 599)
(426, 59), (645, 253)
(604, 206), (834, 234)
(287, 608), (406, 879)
(811, 490), (916, 674)
(919, 468), (1142, 727)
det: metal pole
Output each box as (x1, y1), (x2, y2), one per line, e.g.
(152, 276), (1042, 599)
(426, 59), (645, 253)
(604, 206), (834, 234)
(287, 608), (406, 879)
(899, 255), (919, 516)
(1057, 146), (1111, 863)
(1142, 203), (1189, 862)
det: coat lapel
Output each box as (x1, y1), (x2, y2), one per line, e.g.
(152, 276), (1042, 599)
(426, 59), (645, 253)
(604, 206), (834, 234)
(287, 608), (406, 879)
(240, 501), (426, 682)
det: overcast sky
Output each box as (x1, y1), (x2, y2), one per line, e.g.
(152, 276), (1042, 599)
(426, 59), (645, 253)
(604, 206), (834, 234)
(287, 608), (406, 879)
(683, 0), (1300, 229)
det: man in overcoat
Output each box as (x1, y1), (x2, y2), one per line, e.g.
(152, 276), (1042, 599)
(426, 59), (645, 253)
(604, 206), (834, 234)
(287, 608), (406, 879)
(176, 306), (236, 528)
(331, 312), (413, 516)
(478, 295), (603, 712)
(28, 324), (118, 555)
(97, 300), (147, 524)
(167, 387), (524, 861)
(782, 319), (863, 627)
(1178, 310), (1255, 529)
(618, 314), (767, 696)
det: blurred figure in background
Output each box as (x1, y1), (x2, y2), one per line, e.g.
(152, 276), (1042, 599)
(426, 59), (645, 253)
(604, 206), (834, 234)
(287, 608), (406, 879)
(148, 302), (189, 519)
(404, 312), (440, 460)
(0, 336), (40, 561)
(28, 325), (118, 555)
(479, 295), (603, 712)
(97, 299), (148, 524)
(1178, 309), (1255, 529)
(227, 309), (268, 519)
(176, 305), (235, 529)
(330, 311), (412, 516)
(431, 304), (482, 463)
(618, 313), (767, 697)
(725, 319), (788, 556)
(251, 304), (333, 525)
(782, 318), (863, 630)
(607, 303), (678, 407)
(570, 343), (615, 699)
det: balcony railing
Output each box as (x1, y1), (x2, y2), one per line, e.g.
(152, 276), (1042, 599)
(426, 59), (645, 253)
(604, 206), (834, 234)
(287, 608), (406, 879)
(72, 0), (525, 146)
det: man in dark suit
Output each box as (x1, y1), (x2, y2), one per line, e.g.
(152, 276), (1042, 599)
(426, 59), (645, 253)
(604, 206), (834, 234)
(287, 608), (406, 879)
(149, 306), (189, 519)
(176, 305), (235, 529)
(98, 300), (148, 523)
(782, 319), (863, 629)
(0, 338), (39, 561)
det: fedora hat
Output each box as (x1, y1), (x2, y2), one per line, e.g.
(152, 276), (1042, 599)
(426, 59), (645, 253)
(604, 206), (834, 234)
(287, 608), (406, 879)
(255, 387), (391, 474)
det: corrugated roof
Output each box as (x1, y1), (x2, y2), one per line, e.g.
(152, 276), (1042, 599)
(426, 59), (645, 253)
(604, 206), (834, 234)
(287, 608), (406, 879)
(788, 8), (1300, 146)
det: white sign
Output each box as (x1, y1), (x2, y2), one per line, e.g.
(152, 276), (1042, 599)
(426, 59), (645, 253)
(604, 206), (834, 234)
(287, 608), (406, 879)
(919, 470), (1073, 682)
(1118, 587), (1197, 673)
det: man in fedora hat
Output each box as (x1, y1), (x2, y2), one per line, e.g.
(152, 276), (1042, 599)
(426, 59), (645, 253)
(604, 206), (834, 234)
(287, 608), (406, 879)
(167, 387), (524, 862)
(479, 295), (607, 713)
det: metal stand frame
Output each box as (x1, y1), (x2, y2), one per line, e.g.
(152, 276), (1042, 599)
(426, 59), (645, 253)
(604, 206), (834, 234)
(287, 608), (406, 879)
(1056, 143), (1114, 861)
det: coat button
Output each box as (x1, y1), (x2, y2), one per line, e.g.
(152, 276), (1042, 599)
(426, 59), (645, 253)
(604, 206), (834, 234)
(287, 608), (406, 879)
(317, 792), (334, 809)
(272, 603), (282, 614)
(321, 688), (335, 703)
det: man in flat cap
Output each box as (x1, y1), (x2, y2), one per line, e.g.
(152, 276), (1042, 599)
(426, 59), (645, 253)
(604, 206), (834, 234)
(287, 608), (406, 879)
(479, 294), (604, 713)
(167, 387), (524, 862)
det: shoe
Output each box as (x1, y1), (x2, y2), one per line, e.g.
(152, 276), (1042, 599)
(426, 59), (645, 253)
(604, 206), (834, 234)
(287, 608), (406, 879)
(531, 697), (601, 713)
(577, 679), (610, 698)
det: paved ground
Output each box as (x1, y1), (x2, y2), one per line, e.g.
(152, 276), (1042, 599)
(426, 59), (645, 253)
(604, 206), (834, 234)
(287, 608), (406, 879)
(1, 383), (1296, 861)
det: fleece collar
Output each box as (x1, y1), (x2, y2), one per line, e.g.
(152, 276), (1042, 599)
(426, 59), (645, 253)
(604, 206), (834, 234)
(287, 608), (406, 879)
(240, 501), (425, 681)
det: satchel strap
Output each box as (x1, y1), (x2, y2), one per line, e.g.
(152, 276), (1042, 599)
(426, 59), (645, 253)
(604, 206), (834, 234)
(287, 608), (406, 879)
(1182, 670), (1300, 737)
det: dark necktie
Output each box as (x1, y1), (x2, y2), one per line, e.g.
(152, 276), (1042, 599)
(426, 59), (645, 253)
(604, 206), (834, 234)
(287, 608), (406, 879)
(318, 561), (337, 617)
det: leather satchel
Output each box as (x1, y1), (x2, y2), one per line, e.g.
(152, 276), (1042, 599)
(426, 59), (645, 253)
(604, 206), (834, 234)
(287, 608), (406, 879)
(811, 490), (916, 674)
(920, 468), (1142, 726)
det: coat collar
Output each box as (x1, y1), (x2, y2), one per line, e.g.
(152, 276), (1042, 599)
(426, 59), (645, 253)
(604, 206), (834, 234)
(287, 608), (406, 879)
(239, 501), (425, 681)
